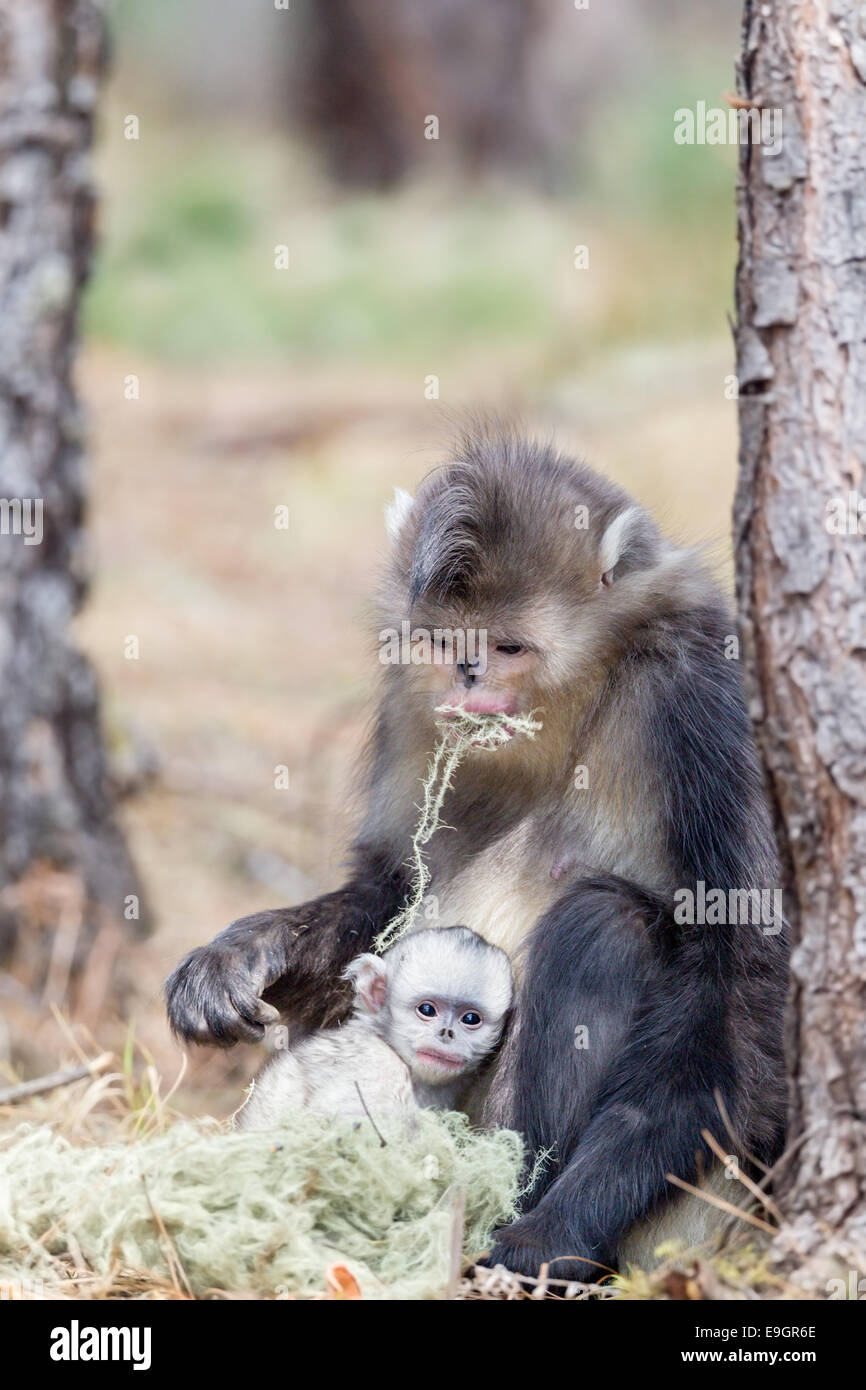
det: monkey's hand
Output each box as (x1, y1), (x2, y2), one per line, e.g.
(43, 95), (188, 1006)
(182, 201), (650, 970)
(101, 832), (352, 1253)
(165, 889), (377, 1046)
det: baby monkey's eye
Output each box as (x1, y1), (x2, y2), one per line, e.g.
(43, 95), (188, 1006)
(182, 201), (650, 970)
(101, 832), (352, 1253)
(416, 1002), (438, 1019)
(460, 1011), (483, 1028)
(496, 644), (524, 655)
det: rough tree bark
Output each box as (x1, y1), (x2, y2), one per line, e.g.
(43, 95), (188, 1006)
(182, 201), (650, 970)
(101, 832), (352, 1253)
(0, 0), (149, 1028)
(735, 0), (866, 1268)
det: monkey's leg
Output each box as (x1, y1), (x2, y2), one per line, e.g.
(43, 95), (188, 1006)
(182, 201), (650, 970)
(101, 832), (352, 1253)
(485, 877), (660, 1167)
(165, 853), (406, 1046)
(484, 877), (735, 1282)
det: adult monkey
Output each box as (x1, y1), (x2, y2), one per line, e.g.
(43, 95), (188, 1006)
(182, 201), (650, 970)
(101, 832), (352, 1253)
(166, 429), (788, 1278)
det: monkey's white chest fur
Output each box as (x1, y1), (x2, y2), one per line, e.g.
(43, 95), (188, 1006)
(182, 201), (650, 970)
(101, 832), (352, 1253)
(236, 1020), (416, 1130)
(430, 820), (562, 962)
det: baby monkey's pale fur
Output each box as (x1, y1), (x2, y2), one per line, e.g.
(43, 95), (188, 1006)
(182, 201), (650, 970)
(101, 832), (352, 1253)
(237, 926), (513, 1129)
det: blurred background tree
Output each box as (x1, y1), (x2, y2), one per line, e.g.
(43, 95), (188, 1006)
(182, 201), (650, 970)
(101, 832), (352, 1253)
(0, 0), (149, 1062)
(296, 0), (557, 189)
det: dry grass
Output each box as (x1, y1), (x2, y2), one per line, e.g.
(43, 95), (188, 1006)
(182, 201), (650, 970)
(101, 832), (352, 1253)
(1, 1045), (850, 1301)
(1, 1049), (519, 1301)
(0, 1046), (190, 1300)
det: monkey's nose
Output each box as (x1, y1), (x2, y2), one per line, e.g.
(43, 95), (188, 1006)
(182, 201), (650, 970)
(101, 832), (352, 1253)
(457, 662), (479, 689)
(439, 1026), (454, 1041)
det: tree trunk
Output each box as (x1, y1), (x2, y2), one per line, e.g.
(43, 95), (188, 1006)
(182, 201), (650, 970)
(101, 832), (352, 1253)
(735, 0), (866, 1268)
(0, 0), (149, 1032)
(295, 0), (554, 189)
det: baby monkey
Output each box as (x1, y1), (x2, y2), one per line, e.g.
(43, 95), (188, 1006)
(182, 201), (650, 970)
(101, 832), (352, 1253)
(237, 926), (514, 1129)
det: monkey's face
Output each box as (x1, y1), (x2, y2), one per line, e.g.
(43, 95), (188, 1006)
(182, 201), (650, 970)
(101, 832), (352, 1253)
(381, 438), (668, 741)
(393, 591), (588, 740)
(389, 990), (503, 1084)
(378, 927), (514, 1086)
(411, 607), (542, 721)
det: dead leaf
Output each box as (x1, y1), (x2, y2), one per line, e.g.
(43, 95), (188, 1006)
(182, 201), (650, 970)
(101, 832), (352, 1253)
(326, 1264), (362, 1300)
(660, 1265), (705, 1300)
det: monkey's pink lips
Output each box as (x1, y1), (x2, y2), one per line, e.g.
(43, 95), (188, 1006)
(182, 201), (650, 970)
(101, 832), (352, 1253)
(438, 694), (520, 743)
(447, 693), (518, 716)
(415, 1048), (465, 1073)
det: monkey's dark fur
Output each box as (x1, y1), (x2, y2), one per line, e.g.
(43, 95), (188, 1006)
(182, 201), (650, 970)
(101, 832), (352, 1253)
(166, 429), (788, 1279)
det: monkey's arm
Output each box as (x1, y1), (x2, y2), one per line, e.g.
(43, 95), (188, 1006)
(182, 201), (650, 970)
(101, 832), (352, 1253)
(165, 852), (406, 1045)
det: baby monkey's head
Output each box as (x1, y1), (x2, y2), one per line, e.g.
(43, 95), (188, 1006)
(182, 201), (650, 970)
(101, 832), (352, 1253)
(345, 926), (514, 1086)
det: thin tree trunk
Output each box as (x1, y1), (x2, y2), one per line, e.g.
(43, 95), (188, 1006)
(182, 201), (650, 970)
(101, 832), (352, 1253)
(296, 0), (552, 189)
(735, 0), (866, 1265)
(0, 0), (149, 1024)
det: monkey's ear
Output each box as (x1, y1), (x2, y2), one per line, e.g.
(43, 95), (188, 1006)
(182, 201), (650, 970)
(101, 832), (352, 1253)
(598, 505), (658, 586)
(344, 953), (388, 1014)
(384, 486), (415, 543)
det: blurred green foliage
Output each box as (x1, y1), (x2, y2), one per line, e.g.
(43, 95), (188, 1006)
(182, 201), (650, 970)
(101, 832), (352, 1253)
(86, 57), (738, 370)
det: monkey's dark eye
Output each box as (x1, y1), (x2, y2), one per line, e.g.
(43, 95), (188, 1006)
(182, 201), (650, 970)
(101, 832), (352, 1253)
(496, 644), (524, 656)
(460, 1011), (483, 1028)
(416, 1002), (438, 1019)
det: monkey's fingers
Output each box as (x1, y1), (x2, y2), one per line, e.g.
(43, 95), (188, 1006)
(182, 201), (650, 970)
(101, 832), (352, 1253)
(228, 983), (281, 1035)
(165, 946), (277, 1046)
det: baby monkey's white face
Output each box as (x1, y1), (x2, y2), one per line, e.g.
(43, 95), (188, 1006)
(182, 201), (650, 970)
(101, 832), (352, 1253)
(346, 926), (514, 1087)
(389, 984), (499, 1084)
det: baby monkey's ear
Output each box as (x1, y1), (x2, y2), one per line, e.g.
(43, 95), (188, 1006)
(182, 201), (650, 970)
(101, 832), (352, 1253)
(344, 953), (388, 1014)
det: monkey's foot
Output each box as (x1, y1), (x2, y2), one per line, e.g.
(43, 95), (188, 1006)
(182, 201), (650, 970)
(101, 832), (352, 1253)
(482, 1216), (605, 1288)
